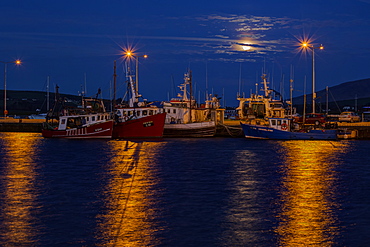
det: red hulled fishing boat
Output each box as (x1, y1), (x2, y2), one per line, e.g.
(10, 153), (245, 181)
(111, 59), (165, 139)
(42, 92), (113, 139)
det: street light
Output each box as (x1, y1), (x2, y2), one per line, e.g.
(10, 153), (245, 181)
(125, 52), (148, 94)
(0, 60), (21, 117)
(301, 42), (324, 113)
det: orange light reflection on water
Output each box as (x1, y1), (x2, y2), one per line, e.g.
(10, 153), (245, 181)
(96, 140), (165, 247)
(276, 140), (350, 246)
(0, 133), (40, 245)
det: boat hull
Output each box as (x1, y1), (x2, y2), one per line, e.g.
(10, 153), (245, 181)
(164, 121), (216, 137)
(112, 113), (166, 139)
(241, 123), (338, 140)
(42, 120), (114, 139)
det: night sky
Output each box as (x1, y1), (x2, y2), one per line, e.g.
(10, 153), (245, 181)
(1, 0), (370, 106)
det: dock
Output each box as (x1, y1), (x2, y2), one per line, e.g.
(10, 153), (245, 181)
(216, 120), (244, 137)
(336, 121), (370, 139)
(0, 118), (44, 132)
(2, 117), (370, 139)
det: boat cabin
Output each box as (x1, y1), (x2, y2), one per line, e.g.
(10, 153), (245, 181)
(115, 107), (162, 121)
(58, 113), (111, 130)
(268, 118), (292, 132)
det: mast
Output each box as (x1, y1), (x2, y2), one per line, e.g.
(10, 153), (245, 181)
(113, 60), (117, 110)
(238, 63), (242, 98)
(290, 65), (294, 116)
(84, 73), (87, 96)
(303, 76), (307, 123)
(312, 47), (316, 113)
(326, 86), (329, 115)
(261, 74), (271, 98)
(47, 76), (50, 111)
(206, 62), (208, 102)
(127, 68), (139, 107)
(188, 70), (193, 122)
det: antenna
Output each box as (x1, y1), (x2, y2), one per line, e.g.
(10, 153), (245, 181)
(290, 65), (294, 116)
(84, 73), (87, 96)
(238, 63), (242, 98)
(47, 76), (50, 111)
(205, 62), (208, 101)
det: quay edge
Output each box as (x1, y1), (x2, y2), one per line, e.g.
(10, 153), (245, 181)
(0, 118), (43, 132)
(3, 118), (370, 139)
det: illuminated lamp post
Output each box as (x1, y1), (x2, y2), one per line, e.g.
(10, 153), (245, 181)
(301, 42), (324, 113)
(1, 60), (21, 117)
(125, 52), (148, 94)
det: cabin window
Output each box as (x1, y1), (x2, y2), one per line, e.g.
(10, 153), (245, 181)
(143, 110), (148, 116)
(92, 116), (95, 121)
(277, 120), (281, 125)
(271, 119), (276, 126)
(87, 117), (89, 122)
(137, 111), (141, 116)
(173, 109), (176, 114)
(167, 109), (170, 113)
(274, 111), (281, 117)
(149, 110), (153, 115)
(61, 119), (66, 125)
(97, 116), (100, 120)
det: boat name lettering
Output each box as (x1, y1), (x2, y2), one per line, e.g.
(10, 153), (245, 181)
(143, 121), (154, 127)
(95, 128), (103, 132)
(257, 127), (273, 132)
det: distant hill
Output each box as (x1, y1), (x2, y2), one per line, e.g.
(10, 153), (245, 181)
(293, 78), (370, 113)
(2, 78), (370, 116)
(0, 90), (112, 116)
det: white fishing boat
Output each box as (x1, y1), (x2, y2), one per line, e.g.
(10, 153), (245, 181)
(236, 74), (286, 121)
(162, 70), (221, 137)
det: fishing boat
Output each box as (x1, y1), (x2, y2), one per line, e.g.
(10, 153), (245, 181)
(112, 107), (166, 139)
(241, 117), (338, 140)
(42, 95), (113, 139)
(162, 70), (221, 137)
(238, 74), (339, 140)
(236, 74), (287, 121)
(112, 61), (166, 139)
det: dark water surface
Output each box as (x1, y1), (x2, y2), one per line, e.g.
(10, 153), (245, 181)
(0, 132), (370, 246)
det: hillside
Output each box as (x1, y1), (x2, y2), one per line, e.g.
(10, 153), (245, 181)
(293, 78), (370, 113)
(2, 78), (370, 116)
(0, 90), (110, 116)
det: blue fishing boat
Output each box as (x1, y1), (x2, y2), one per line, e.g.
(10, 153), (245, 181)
(241, 117), (338, 140)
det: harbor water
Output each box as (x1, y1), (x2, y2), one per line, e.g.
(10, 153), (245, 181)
(0, 132), (370, 246)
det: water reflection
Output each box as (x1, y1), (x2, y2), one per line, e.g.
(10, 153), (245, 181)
(222, 147), (271, 245)
(97, 140), (165, 247)
(276, 140), (350, 246)
(0, 133), (41, 245)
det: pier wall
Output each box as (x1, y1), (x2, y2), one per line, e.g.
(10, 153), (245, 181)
(337, 122), (370, 139)
(2, 118), (370, 139)
(0, 118), (43, 132)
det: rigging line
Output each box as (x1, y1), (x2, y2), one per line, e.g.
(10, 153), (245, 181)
(329, 141), (336, 148)
(220, 124), (243, 137)
(111, 142), (143, 247)
(109, 141), (141, 209)
(328, 89), (341, 113)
